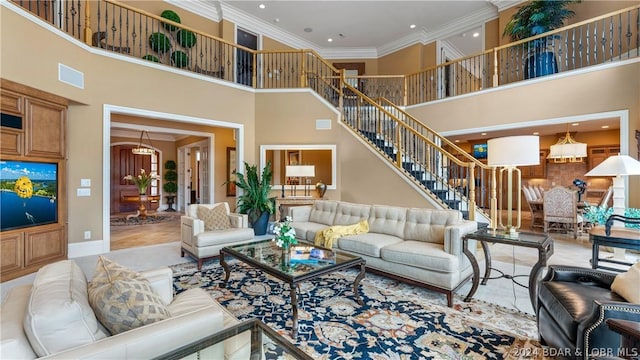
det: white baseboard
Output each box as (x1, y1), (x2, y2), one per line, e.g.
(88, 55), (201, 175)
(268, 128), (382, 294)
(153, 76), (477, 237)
(68, 240), (106, 258)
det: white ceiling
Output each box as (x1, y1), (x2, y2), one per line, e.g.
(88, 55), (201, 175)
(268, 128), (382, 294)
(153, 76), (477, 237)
(216, 0), (506, 58)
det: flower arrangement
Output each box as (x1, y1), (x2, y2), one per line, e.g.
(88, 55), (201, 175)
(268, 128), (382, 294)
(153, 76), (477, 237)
(273, 216), (297, 249)
(123, 169), (160, 195)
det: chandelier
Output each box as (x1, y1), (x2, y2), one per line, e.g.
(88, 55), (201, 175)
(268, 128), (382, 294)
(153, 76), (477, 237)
(132, 130), (155, 155)
(547, 127), (587, 163)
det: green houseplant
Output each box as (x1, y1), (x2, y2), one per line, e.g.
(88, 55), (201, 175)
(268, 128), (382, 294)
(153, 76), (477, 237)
(231, 161), (275, 235)
(503, 0), (580, 79)
(163, 160), (178, 211)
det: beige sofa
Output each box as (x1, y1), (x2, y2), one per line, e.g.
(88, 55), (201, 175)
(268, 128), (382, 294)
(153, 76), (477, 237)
(181, 203), (256, 269)
(287, 200), (477, 307)
(0, 260), (247, 359)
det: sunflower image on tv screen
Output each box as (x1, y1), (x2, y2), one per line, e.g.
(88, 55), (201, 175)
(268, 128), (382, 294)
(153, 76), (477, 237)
(14, 176), (33, 198)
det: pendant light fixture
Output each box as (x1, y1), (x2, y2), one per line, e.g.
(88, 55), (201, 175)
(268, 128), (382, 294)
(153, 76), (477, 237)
(547, 125), (587, 163)
(132, 130), (155, 155)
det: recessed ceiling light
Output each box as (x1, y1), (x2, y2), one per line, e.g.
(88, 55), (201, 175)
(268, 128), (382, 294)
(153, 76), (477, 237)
(274, 18), (280, 23)
(533, 132), (540, 135)
(571, 122), (580, 126)
(410, 24), (416, 29)
(481, 132), (487, 136)
(259, 3), (265, 9)
(472, 32), (480, 37)
(327, 38), (333, 42)
(304, 27), (312, 33)
(601, 125), (610, 129)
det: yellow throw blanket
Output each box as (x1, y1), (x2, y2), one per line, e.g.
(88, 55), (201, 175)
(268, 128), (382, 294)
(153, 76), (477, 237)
(314, 220), (369, 248)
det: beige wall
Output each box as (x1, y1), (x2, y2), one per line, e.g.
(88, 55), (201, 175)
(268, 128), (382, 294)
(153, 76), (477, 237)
(408, 62), (640, 207)
(262, 36), (296, 51)
(378, 44), (423, 75)
(121, 1), (221, 37)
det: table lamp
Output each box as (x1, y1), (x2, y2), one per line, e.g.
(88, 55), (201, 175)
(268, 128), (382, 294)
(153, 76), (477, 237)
(285, 165), (315, 197)
(585, 154), (640, 219)
(487, 135), (540, 234)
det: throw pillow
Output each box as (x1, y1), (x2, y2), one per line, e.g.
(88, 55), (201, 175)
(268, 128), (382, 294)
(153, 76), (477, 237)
(197, 204), (231, 231)
(88, 256), (171, 335)
(611, 262), (640, 303)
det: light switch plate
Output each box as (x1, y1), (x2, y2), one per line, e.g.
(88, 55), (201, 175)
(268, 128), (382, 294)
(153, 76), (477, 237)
(77, 188), (91, 197)
(80, 178), (91, 187)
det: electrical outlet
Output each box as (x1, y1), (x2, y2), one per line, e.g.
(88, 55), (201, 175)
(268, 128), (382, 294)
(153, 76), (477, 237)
(83, 231), (91, 240)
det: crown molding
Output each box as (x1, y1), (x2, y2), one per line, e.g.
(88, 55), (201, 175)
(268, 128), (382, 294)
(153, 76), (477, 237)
(220, 3), (319, 51)
(165, 0), (221, 22)
(319, 47), (379, 60)
(486, 0), (525, 12)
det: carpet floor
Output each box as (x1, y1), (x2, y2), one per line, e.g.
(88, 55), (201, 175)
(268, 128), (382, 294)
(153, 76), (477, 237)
(172, 259), (545, 360)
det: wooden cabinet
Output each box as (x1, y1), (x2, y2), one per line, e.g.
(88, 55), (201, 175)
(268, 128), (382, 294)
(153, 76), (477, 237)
(1, 79), (68, 282)
(589, 145), (620, 170)
(522, 149), (548, 178)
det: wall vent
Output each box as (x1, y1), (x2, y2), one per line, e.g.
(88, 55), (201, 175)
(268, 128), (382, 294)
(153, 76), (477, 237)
(58, 63), (84, 89)
(316, 119), (331, 130)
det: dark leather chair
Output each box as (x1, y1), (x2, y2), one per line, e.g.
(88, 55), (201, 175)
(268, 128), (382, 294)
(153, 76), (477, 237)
(537, 265), (640, 359)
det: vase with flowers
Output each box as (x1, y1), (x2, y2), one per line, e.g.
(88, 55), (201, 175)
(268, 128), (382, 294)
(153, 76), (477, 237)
(123, 168), (160, 195)
(272, 216), (297, 267)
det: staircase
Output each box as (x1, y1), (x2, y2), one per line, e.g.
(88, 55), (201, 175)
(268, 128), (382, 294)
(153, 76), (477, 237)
(338, 84), (495, 223)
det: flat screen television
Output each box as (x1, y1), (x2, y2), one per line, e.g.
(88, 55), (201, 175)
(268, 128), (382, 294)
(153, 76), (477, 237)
(1, 160), (58, 231)
(473, 144), (488, 159)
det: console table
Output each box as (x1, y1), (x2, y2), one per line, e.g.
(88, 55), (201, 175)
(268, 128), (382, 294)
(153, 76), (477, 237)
(275, 197), (316, 221)
(589, 214), (640, 272)
(462, 228), (554, 308)
(122, 194), (160, 220)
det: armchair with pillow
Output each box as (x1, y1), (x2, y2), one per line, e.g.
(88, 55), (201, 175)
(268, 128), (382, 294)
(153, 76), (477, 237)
(537, 264), (640, 359)
(181, 202), (256, 269)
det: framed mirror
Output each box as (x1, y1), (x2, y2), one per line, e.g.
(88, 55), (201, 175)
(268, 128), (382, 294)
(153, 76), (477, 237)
(260, 145), (337, 189)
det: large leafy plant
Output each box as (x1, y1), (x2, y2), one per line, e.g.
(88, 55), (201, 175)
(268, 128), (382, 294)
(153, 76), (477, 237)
(232, 161), (275, 223)
(503, 0), (579, 49)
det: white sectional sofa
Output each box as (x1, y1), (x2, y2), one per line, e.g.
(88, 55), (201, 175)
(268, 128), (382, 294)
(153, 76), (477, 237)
(287, 200), (477, 307)
(0, 260), (248, 359)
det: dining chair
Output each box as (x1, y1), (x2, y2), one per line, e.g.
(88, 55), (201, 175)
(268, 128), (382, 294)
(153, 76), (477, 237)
(543, 186), (584, 239)
(522, 186), (544, 229)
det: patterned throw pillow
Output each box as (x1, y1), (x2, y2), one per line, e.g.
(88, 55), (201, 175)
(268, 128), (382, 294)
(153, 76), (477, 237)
(88, 256), (170, 335)
(197, 204), (231, 231)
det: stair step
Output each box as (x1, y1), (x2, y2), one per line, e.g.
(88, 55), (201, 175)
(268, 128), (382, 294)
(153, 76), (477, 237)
(461, 211), (470, 220)
(421, 179), (436, 189)
(443, 199), (461, 209)
(432, 189), (449, 200)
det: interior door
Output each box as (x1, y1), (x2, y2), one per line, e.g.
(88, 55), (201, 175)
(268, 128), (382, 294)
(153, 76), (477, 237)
(110, 145), (158, 214)
(236, 28), (257, 86)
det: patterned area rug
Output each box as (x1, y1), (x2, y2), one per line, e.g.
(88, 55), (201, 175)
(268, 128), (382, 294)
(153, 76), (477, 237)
(110, 214), (177, 226)
(172, 260), (546, 359)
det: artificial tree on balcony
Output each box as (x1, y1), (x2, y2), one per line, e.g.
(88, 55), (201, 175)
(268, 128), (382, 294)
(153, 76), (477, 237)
(503, 0), (580, 79)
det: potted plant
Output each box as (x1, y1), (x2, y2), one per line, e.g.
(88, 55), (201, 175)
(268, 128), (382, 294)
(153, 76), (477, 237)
(231, 161), (276, 235)
(163, 160), (178, 211)
(503, 0), (580, 79)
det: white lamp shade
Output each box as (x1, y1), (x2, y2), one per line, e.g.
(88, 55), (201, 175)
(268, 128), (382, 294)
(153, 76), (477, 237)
(548, 142), (587, 159)
(487, 135), (540, 166)
(286, 165), (315, 177)
(585, 154), (640, 176)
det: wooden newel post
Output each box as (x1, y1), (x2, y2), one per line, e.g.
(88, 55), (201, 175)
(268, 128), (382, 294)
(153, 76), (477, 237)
(84, 0), (92, 46)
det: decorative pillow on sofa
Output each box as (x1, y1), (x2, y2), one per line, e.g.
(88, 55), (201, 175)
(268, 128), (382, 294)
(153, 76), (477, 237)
(197, 204), (231, 231)
(88, 256), (171, 335)
(611, 262), (640, 304)
(24, 260), (108, 357)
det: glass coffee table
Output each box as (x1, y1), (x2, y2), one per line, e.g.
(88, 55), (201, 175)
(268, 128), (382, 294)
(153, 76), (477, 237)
(153, 318), (313, 360)
(220, 239), (366, 338)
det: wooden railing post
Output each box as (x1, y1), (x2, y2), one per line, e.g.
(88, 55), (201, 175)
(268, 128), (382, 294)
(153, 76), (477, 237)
(252, 52), (257, 88)
(338, 69), (344, 111)
(468, 163), (476, 221)
(300, 50), (307, 88)
(492, 48), (499, 87)
(84, 0), (92, 46)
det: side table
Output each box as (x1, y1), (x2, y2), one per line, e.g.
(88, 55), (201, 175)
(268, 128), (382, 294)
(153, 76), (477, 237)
(275, 197), (316, 221)
(462, 228), (554, 309)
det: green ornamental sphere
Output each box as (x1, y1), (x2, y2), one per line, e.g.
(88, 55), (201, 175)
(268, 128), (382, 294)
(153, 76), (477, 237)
(176, 29), (197, 48)
(149, 32), (172, 54)
(160, 10), (181, 31)
(171, 51), (189, 68)
(141, 54), (160, 62)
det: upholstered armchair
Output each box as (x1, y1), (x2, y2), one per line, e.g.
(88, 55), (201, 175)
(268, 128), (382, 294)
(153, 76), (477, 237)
(537, 265), (640, 360)
(522, 185), (544, 229)
(544, 186), (583, 239)
(181, 203), (255, 269)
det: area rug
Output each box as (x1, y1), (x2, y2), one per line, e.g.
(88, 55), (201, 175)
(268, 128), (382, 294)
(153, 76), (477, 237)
(172, 260), (545, 359)
(110, 214), (178, 226)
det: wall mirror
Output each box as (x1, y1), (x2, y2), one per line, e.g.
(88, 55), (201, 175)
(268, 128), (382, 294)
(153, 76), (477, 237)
(260, 145), (337, 189)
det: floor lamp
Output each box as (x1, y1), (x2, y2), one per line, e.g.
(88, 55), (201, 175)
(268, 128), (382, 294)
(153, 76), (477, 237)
(487, 136), (540, 234)
(585, 154), (640, 258)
